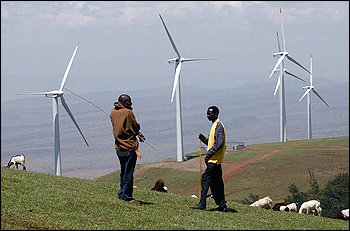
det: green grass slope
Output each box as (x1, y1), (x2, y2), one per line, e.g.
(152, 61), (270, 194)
(97, 136), (349, 203)
(1, 167), (349, 230)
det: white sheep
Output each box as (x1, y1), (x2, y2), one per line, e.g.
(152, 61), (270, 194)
(299, 200), (322, 216)
(6, 154), (26, 170)
(250, 196), (273, 209)
(286, 203), (298, 212)
(279, 205), (290, 212)
(336, 209), (349, 220)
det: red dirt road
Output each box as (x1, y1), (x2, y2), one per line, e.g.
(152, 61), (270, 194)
(177, 144), (296, 195)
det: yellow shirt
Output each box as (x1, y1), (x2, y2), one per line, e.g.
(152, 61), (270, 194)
(207, 120), (225, 164)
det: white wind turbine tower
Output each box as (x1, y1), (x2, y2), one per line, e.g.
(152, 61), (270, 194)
(159, 14), (211, 162)
(299, 54), (330, 140)
(268, 8), (310, 142)
(18, 41), (89, 176)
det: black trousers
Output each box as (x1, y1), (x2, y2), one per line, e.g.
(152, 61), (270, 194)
(199, 163), (226, 208)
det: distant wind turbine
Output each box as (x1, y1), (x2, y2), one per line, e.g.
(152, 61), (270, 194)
(18, 41), (88, 176)
(268, 8), (309, 142)
(159, 14), (212, 162)
(299, 54), (330, 140)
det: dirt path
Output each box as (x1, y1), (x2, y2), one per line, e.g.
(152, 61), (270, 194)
(177, 144), (296, 195)
(133, 143), (298, 196)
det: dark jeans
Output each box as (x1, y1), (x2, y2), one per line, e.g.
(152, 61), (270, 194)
(117, 150), (137, 201)
(199, 163), (226, 209)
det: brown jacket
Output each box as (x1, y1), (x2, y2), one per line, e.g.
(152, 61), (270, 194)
(110, 102), (140, 151)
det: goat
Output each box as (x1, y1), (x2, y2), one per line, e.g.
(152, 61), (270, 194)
(299, 200), (322, 216)
(151, 178), (167, 193)
(286, 203), (298, 212)
(336, 209), (349, 220)
(250, 196), (272, 209)
(6, 154), (26, 170)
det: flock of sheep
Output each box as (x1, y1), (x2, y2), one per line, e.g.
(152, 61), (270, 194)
(249, 196), (349, 220)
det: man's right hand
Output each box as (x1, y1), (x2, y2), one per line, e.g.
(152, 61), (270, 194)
(138, 132), (145, 142)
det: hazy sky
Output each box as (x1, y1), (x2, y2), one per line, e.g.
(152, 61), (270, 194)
(1, 1), (349, 102)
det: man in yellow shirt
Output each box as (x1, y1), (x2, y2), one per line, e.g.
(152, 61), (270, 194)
(190, 106), (227, 211)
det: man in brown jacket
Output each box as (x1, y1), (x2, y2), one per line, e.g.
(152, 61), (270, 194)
(110, 94), (145, 204)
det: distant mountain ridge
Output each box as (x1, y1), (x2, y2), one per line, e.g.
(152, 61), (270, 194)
(1, 78), (348, 179)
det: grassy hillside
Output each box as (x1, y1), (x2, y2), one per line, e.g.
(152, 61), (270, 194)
(1, 166), (349, 230)
(97, 136), (349, 203)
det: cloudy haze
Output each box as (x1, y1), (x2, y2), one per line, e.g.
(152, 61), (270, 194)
(1, 1), (349, 102)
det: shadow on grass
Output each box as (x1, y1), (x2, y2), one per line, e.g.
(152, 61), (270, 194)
(138, 200), (154, 205)
(208, 208), (238, 213)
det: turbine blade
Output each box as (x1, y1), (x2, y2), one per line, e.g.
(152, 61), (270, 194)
(268, 53), (286, 79)
(65, 88), (110, 116)
(276, 31), (281, 52)
(286, 55), (311, 75)
(182, 58), (216, 62)
(273, 75), (281, 96)
(60, 95), (89, 146)
(285, 70), (306, 82)
(299, 88), (312, 101)
(170, 62), (182, 104)
(59, 41), (80, 91)
(310, 54), (313, 86)
(312, 89), (329, 107)
(159, 14), (181, 58)
(280, 8), (286, 51)
(17, 91), (54, 95)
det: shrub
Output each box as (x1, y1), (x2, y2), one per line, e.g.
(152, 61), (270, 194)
(320, 172), (349, 218)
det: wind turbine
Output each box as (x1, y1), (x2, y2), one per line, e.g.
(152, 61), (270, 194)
(18, 41), (89, 176)
(268, 8), (310, 142)
(299, 54), (330, 140)
(159, 14), (211, 162)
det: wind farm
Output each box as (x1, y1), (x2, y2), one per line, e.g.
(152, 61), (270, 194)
(268, 8), (311, 142)
(1, 3), (348, 230)
(2, 3), (348, 180)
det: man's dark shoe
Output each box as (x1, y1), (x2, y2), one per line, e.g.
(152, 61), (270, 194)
(212, 205), (227, 212)
(190, 204), (205, 210)
(219, 205), (227, 212)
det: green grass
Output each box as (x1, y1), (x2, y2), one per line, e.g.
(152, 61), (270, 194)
(1, 166), (349, 230)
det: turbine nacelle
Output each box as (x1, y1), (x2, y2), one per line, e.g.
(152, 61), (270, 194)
(302, 86), (313, 90)
(168, 58), (181, 64)
(273, 51), (288, 57)
(45, 90), (64, 98)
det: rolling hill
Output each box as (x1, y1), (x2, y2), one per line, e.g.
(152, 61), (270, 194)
(96, 136), (349, 204)
(1, 159), (349, 230)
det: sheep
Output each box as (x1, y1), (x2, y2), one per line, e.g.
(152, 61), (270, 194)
(299, 200), (322, 217)
(336, 209), (349, 220)
(272, 202), (288, 211)
(250, 196), (273, 209)
(6, 154), (26, 170)
(151, 178), (167, 193)
(286, 203), (298, 212)
(279, 205), (290, 212)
